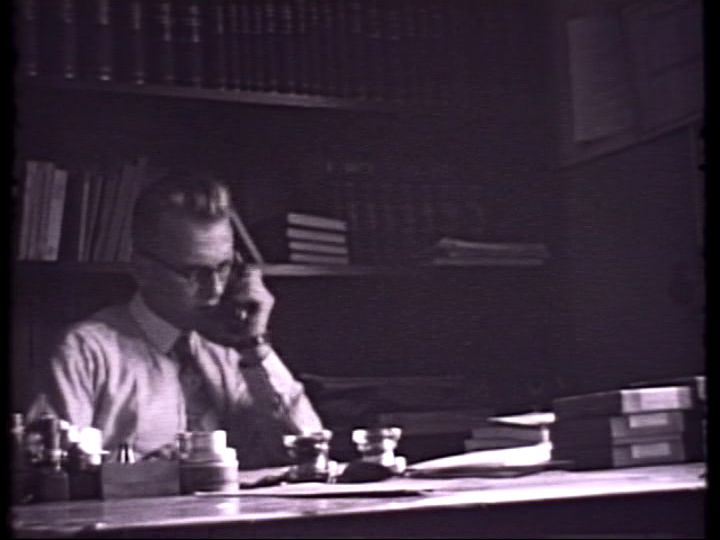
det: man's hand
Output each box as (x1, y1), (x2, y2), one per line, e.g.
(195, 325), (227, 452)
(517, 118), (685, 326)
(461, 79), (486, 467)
(227, 265), (275, 338)
(194, 266), (276, 348)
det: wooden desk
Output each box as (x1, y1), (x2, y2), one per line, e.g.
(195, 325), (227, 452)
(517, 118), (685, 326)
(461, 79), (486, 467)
(11, 463), (706, 539)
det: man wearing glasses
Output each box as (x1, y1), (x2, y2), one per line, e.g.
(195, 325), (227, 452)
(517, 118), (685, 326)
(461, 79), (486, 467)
(28, 172), (323, 469)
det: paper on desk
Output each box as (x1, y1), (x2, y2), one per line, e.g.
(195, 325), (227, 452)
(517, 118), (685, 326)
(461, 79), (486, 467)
(405, 442), (554, 478)
(193, 480), (437, 498)
(489, 411), (556, 427)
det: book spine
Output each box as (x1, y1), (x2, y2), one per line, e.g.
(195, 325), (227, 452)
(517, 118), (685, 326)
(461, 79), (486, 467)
(289, 241), (349, 256)
(117, 157), (148, 262)
(287, 212), (347, 232)
(91, 169), (121, 262)
(317, 0), (336, 97)
(289, 252), (349, 265)
(427, 1), (449, 105)
(400, 0), (419, 103)
(57, 168), (81, 262)
(262, 0), (280, 93)
(620, 387), (694, 414)
(33, 162), (54, 261)
(464, 438), (537, 452)
(286, 227), (347, 244)
(18, 161), (40, 260)
(553, 386), (695, 419)
(175, 0), (204, 87)
(276, 0), (296, 94)
(207, 0), (227, 89)
(224, 0), (238, 89)
(60, 0), (79, 80)
(375, 182), (397, 263)
(553, 438), (691, 470)
(305, 0), (322, 95)
(150, 0), (176, 85)
(101, 162), (133, 262)
(84, 172), (105, 261)
(330, 0), (348, 98)
(615, 440), (686, 467)
(95, 0), (114, 81)
(18, 0), (39, 77)
(76, 172), (91, 261)
(129, 0), (146, 84)
(292, 0), (310, 95)
(414, 2), (432, 105)
(382, 2), (404, 103)
(247, 0), (264, 92)
(471, 426), (546, 442)
(43, 168), (69, 261)
(364, 0), (384, 101)
(364, 183), (383, 263)
(345, 0), (366, 99)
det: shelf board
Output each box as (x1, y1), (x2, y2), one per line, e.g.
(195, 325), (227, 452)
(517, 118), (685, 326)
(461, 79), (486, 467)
(16, 76), (454, 116)
(14, 260), (545, 277)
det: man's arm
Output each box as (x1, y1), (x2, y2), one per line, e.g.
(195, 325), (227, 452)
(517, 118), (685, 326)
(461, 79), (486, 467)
(227, 346), (324, 469)
(196, 265), (325, 468)
(26, 330), (98, 428)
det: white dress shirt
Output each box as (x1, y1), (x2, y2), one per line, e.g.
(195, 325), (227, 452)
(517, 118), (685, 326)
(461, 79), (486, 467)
(28, 293), (324, 469)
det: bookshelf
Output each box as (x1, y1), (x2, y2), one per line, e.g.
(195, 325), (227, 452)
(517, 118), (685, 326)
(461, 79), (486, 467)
(17, 76), (459, 116)
(16, 259), (546, 278)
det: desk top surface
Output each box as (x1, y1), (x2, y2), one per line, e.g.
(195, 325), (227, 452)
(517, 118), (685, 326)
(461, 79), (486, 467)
(11, 463), (706, 538)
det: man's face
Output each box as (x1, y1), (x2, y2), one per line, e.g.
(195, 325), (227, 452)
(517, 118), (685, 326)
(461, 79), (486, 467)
(136, 214), (235, 330)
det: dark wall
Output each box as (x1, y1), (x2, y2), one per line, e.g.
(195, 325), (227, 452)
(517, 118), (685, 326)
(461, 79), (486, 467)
(553, 128), (705, 395)
(545, 0), (705, 395)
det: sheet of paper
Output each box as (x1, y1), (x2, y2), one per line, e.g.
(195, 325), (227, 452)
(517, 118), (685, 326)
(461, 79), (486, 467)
(407, 442), (554, 474)
(489, 411), (556, 426)
(193, 478), (468, 498)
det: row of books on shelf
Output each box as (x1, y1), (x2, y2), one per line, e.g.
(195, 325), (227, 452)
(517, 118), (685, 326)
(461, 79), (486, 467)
(14, 157), (549, 267)
(18, 0), (468, 105)
(15, 158), (158, 262)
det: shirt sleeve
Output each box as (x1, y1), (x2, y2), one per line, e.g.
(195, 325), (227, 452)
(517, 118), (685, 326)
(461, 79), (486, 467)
(26, 329), (100, 429)
(225, 347), (324, 469)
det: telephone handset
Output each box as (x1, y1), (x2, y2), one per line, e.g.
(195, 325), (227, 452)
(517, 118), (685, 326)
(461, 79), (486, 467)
(194, 209), (267, 348)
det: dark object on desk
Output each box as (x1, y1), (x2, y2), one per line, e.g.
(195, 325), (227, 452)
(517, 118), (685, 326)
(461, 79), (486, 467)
(336, 461), (395, 483)
(239, 471), (290, 489)
(284, 430), (335, 483)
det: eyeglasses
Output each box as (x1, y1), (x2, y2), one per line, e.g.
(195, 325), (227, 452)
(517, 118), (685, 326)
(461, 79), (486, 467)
(137, 249), (236, 288)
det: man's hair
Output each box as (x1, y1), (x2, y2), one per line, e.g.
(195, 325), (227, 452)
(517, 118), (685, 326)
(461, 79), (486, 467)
(131, 170), (234, 252)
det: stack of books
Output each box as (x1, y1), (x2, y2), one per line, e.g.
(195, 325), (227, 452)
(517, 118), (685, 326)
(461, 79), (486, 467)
(251, 211), (350, 265)
(463, 422), (549, 452)
(550, 377), (706, 470)
(426, 237), (550, 267)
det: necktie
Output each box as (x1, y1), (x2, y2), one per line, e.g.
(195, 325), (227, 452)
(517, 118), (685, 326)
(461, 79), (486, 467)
(173, 334), (211, 432)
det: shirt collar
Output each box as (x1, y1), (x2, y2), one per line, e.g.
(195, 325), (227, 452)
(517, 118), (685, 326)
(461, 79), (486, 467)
(129, 293), (183, 355)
